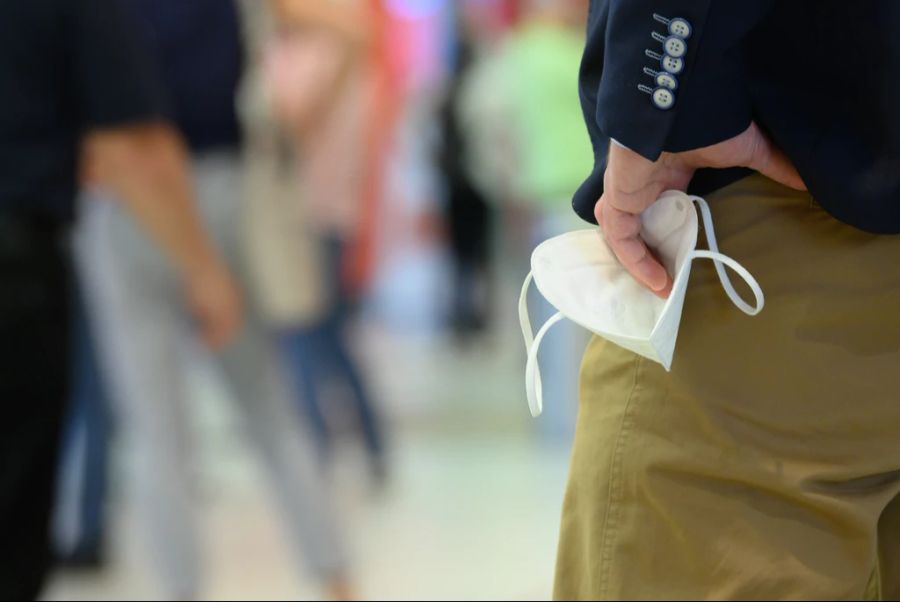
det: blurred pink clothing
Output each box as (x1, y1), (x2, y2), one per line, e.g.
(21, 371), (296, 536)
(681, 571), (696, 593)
(263, 29), (368, 237)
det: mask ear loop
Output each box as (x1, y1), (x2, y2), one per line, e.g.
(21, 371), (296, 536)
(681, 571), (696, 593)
(519, 272), (564, 417)
(689, 197), (765, 316)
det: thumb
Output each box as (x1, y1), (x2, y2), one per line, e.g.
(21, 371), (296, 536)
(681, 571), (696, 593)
(748, 130), (807, 191)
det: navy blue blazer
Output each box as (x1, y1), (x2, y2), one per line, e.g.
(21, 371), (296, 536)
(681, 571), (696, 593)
(573, 1), (900, 234)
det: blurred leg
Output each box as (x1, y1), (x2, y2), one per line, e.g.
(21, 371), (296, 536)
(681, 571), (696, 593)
(445, 178), (492, 337)
(54, 287), (113, 566)
(0, 216), (70, 600)
(75, 197), (201, 598)
(190, 152), (349, 583)
(74, 337), (113, 561)
(322, 315), (386, 464)
(218, 320), (349, 581)
(277, 325), (332, 457)
(322, 237), (386, 463)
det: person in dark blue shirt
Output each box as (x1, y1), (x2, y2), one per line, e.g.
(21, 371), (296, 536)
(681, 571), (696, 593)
(0, 0), (241, 597)
(53, 0), (247, 573)
(70, 1), (353, 598)
(125, 0), (244, 154)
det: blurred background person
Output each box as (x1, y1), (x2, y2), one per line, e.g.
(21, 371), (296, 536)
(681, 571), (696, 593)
(242, 0), (388, 483)
(73, 0), (352, 598)
(0, 0), (241, 598)
(457, 0), (592, 440)
(435, 5), (496, 343)
(41, 0), (594, 599)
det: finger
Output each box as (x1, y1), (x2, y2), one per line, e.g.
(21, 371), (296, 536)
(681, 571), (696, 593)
(608, 235), (673, 297)
(644, 258), (673, 298)
(749, 133), (807, 191)
(600, 200), (673, 297)
(602, 204), (642, 240)
(605, 186), (661, 215)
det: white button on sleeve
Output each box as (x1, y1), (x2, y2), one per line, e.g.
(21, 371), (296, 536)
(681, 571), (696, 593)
(663, 36), (687, 58)
(652, 88), (675, 110)
(669, 18), (692, 39)
(661, 55), (684, 74)
(655, 72), (678, 90)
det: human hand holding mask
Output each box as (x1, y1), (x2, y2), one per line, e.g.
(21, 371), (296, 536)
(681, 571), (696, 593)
(519, 122), (806, 417)
(520, 191), (763, 417)
(598, 121), (806, 298)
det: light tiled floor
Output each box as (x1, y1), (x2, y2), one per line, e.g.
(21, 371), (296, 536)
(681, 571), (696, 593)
(44, 321), (574, 601)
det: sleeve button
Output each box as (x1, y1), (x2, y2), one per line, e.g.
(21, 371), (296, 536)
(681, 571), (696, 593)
(661, 55), (684, 74)
(669, 18), (692, 39)
(652, 88), (675, 110)
(663, 36), (687, 58)
(655, 72), (678, 90)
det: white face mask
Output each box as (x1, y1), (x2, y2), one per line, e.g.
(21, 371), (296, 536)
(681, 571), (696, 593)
(519, 192), (764, 417)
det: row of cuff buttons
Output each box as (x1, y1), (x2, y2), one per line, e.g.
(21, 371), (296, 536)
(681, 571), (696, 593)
(638, 14), (692, 110)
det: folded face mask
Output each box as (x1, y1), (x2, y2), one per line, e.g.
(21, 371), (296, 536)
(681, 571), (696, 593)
(519, 191), (764, 417)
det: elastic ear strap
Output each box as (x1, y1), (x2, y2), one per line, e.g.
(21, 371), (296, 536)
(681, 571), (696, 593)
(519, 271), (536, 351)
(519, 272), (543, 416)
(525, 312), (565, 417)
(519, 272), (566, 417)
(690, 250), (764, 315)
(690, 197), (765, 316)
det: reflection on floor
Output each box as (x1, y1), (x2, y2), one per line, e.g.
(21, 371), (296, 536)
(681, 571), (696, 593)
(45, 323), (573, 601)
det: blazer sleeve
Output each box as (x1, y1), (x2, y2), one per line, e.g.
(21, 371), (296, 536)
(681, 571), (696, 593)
(573, 0), (775, 223)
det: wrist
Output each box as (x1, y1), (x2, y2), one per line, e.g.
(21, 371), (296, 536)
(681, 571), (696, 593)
(607, 140), (658, 183)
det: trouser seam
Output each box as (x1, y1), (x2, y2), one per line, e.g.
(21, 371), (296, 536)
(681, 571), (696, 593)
(598, 355), (644, 598)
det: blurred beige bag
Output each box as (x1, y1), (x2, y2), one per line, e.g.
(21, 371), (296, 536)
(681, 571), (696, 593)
(241, 146), (326, 328)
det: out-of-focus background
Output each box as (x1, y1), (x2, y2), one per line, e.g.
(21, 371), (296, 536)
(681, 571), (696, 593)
(44, 0), (594, 599)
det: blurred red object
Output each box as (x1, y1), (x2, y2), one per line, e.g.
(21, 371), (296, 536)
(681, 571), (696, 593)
(344, 0), (400, 295)
(500, 0), (522, 25)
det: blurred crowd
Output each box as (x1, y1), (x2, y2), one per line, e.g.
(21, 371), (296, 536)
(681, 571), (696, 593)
(1, 0), (591, 599)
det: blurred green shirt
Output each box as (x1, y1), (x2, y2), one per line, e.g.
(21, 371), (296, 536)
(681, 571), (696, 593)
(495, 20), (594, 208)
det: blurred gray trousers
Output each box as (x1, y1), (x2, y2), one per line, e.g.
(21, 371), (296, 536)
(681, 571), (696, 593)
(74, 151), (345, 595)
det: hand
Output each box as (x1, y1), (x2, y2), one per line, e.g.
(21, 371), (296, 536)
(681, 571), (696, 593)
(184, 260), (243, 350)
(596, 122), (806, 298)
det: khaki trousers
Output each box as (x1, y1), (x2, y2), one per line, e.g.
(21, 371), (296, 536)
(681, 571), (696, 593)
(554, 175), (900, 600)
